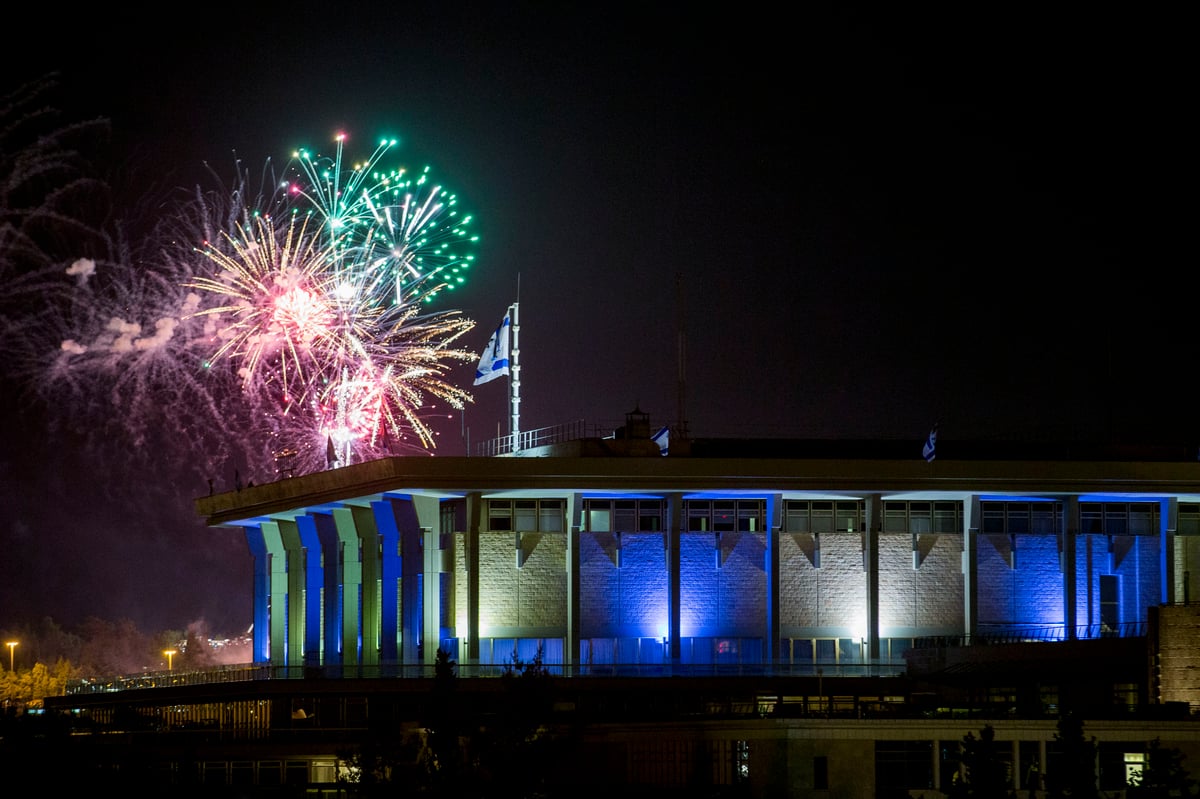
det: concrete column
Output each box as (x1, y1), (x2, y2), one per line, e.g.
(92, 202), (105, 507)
(349, 506), (382, 667)
(313, 513), (343, 665)
(381, 498), (425, 664)
(277, 518), (306, 668)
(667, 493), (682, 664)
(411, 494), (440, 665)
(244, 525), (271, 664)
(259, 520), (287, 666)
(371, 499), (402, 664)
(295, 515), (323, 667)
(566, 492), (582, 673)
(765, 493), (782, 663)
(864, 494), (881, 662)
(932, 738), (941, 791)
(1065, 497), (1079, 640)
(465, 492), (481, 665)
(331, 507), (362, 666)
(1011, 739), (1021, 794)
(964, 496), (980, 639)
(1162, 497), (1177, 605)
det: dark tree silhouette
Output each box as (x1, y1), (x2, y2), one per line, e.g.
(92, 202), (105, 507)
(422, 646), (466, 794)
(1129, 737), (1199, 798)
(946, 724), (1013, 799)
(1045, 712), (1099, 799)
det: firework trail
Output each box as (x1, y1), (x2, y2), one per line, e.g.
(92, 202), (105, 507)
(1, 75), (115, 388)
(181, 136), (481, 474)
(288, 134), (476, 310)
(23, 132), (482, 488)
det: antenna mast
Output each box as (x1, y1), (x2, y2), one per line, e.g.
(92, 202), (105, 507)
(675, 272), (688, 437)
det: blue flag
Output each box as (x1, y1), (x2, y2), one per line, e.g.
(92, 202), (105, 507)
(923, 424), (938, 462)
(474, 313), (511, 385)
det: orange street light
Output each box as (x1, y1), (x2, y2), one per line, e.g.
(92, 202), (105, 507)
(163, 649), (177, 671)
(5, 641), (17, 672)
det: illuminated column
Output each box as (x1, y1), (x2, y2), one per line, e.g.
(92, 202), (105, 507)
(244, 525), (271, 664)
(260, 520), (288, 666)
(465, 492), (482, 664)
(387, 496), (427, 664)
(313, 512), (343, 664)
(332, 507), (363, 666)
(295, 514), (324, 667)
(566, 493), (583, 672)
(412, 494), (441, 665)
(666, 493), (682, 664)
(1064, 496), (1079, 640)
(371, 499), (402, 663)
(1162, 497), (1177, 604)
(765, 493), (782, 663)
(277, 519), (306, 668)
(864, 494), (881, 662)
(963, 496), (980, 638)
(349, 505), (383, 667)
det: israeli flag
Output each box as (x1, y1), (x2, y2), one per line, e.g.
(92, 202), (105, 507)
(474, 313), (511, 385)
(652, 426), (670, 457)
(922, 423), (938, 462)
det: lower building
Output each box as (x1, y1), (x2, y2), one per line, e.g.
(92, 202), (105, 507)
(32, 421), (1200, 795)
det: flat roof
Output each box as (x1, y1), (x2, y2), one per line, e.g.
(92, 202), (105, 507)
(195, 442), (1200, 528)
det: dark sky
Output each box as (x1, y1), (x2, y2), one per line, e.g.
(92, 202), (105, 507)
(0, 4), (1190, 636)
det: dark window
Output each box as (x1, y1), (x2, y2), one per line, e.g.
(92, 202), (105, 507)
(814, 755), (828, 789)
(1101, 575), (1119, 634)
(876, 740), (933, 792)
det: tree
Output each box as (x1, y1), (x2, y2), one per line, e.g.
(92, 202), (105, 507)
(420, 646), (466, 795)
(1046, 712), (1099, 799)
(947, 724), (1013, 799)
(1128, 737), (1198, 798)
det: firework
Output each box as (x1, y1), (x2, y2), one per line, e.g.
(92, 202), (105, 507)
(288, 134), (477, 310)
(33, 134), (483, 485)
(181, 136), (481, 475)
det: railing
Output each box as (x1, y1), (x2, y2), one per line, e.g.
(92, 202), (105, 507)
(64, 659), (907, 696)
(913, 621), (1147, 648)
(474, 419), (591, 456)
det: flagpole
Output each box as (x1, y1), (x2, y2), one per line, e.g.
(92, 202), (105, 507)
(510, 300), (521, 454)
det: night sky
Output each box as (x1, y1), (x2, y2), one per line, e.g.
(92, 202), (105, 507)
(0, 5), (1190, 636)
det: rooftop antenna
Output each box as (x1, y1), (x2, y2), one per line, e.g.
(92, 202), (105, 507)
(675, 272), (688, 438)
(510, 274), (521, 453)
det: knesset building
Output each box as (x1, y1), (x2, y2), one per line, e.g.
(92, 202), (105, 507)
(45, 418), (1200, 796)
(195, 421), (1200, 683)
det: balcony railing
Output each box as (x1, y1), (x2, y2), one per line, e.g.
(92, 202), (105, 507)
(64, 659), (907, 695)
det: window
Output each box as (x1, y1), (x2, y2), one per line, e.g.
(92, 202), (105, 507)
(515, 500), (537, 531)
(1179, 504), (1200, 535)
(584, 499), (664, 532)
(876, 741), (934, 794)
(1124, 751), (1145, 786)
(1079, 502), (1159, 536)
(814, 755), (828, 789)
(785, 500), (861, 534)
(983, 501), (1063, 534)
(440, 501), (458, 534)
(487, 499), (564, 532)
(488, 501), (513, 531)
(687, 499), (764, 533)
(735, 740), (750, 782)
(1100, 575), (1119, 634)
(885, 501), (962, 533)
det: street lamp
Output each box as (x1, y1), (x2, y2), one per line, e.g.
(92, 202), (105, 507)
(163, 649), (177, 671)
(5, 641), (16, 672)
